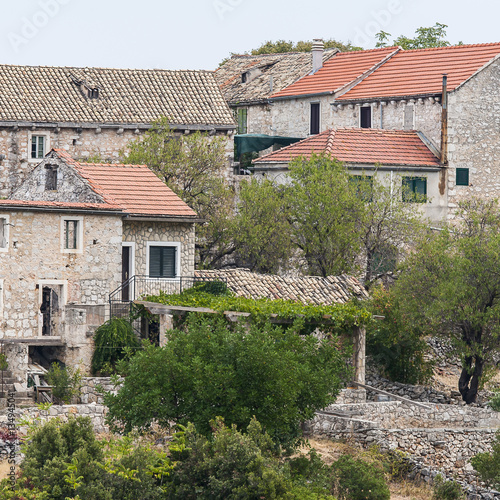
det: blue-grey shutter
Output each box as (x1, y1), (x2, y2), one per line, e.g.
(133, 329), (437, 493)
(149, 246), (176, 278)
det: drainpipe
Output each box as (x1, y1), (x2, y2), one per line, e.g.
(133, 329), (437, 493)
(440, 74), (448, 165)
(439, 74), (448, 196)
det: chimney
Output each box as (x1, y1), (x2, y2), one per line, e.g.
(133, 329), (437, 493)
(311, 39), (324, 74)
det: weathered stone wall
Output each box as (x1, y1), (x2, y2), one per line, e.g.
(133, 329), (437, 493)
(446, 58), (500, 215)
(80, 376), (122, 404)
(122, 220), (195, 277)
(0, 127), (235, 197)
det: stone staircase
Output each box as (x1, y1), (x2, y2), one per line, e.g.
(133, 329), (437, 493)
(0, 370), (35, 406)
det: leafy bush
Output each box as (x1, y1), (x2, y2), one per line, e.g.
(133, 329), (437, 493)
(331, 454), (390, 500)
(91, 317), (140, 375)
(367, 286), (433, 384)
(488, 388), (500, 411)
(105, 314), (351, 448)
(432, 474), (465, 499)
(45, 362), (82, 404)
(471, 431), (500, 488)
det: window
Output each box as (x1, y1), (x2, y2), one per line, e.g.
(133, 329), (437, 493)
(0, 216), (9, 251)
(31, 135), (46, 160)
(349, 175), (373, 202)
(404, 105), (414, 130)
(402, 177), (427, 203)
(61, 217), (83, 253)
(149, 246), (177, 278)
(456, 168), (469, 186)
(360, 106), (372, 128)
(310, 103), (320, 135)
(45, 165), (58, 191)
(237, 108), (247, 134)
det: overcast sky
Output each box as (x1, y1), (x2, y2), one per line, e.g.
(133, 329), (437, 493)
(1, 0), (498, 70)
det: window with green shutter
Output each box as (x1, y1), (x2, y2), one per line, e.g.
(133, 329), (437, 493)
(349, 175), (374, 202)
(237, 108), (247, 134)
(149, 246), (177, 278)
(456, 168), (469, 186)
(402, 177), (427, 203)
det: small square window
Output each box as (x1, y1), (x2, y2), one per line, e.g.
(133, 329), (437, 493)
(456, 168), (469, 186)
(149, 246), (177, 278)
(31, 135), (46, 160)
(402, 177), (427, 203)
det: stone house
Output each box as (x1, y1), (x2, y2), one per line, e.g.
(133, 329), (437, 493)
(0, 65), (236, 197)
(0, 149), (198, 391)
(247, 42), (500, 220)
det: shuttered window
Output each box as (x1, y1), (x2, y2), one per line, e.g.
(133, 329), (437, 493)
(456, 168), (469, 186)
(310, 103), (320, 135)
(149, 246), (177, 278)
(237, 108), (247, 134)
(402, 177), (427, 203)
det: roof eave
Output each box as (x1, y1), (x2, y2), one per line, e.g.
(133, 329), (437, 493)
(124, 214), (202, 223)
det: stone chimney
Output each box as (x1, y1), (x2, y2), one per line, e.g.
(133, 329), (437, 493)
(311, 39), (324, 74)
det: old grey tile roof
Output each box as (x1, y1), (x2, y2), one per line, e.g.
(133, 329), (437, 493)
(194, 268), (368, 305)
(215, 50), (337, 106)
(0, 65), (235, 127)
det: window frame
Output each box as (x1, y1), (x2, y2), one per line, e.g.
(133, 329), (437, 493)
(0, 215), (9, 252)
(360, 106), (372, 129)
(146, 242), (181, 279)
(45, 165), (58, 191)
(310, 102), (320, 135)
(60, 216), (83, 254)
(236, 108), (248, 135)
(402, 176), (427, 203)
(456, 168), (469, 186)
(29, 133), (50, 162)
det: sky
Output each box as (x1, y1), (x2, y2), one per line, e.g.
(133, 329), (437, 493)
(1, 0), (499, 71)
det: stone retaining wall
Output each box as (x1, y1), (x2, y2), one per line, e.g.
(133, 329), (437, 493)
(80, 377), (122, 404)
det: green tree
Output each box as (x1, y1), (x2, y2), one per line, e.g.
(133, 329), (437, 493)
(392, 198), (500, 403)
(233, 178), (293, 274)
(376, 23), (452, 49)
(471, 431), (500, 488)
(250, 38), (362, 55)
(124, 117), (236, 268)
(104, 314), (350, 448)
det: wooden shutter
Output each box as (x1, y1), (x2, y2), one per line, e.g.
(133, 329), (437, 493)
(310, 103), (320, 135)
(149, 246), (177, 278)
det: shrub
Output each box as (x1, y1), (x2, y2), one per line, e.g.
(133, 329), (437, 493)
(331, 454), (390, 500)
(105, 314), (350, 448)
(45, 362), (82, 404)
(488, 388), (500, 412)
(432, 474), (465, 500)
(91, 317), (140, 375)
(471, 431), (500, 488)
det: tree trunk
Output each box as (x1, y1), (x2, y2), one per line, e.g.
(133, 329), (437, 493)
(458, 354), (484, 404)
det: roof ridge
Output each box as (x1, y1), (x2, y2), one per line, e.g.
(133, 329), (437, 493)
(325, 129), (337, 154)
(398, 41), (500, 53)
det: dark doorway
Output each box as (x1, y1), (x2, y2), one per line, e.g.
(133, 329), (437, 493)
(40, 287), (59, 336)
(122, 246), (131, 301)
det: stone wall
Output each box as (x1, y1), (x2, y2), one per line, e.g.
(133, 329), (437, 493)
(0, 126), (235, 197)
(80, 376), (122, 404)
(123, 220), (195, 278)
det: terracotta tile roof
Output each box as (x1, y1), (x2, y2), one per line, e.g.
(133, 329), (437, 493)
(194, 268), (368, 305)
(215, 50), (337, 105)
(0, 65), (234, 127)
(270, 47), (399, 99)
(252, 128), (441, 167)
(0, 199), (121, 212)
(53, 149), (198, 218)
(338, 43), (500, 101)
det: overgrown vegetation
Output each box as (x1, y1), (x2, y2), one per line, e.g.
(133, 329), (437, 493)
(249, 38), (362, 54)
(432, 474), (465, 499)
(105, 313), (351, 448)
(471, 430), (500, 489)
(91, 317), (141, 375)
(45, 363), (83, 404)
(376, 22), (454, 49)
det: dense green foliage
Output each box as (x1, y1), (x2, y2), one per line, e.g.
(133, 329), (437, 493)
(392, 198), (500, 403)
(376, 23), (453, 49)
(367, 286), (433, 384)
(432, 474), (465, 499)
(105, 314), (351, 448)
(45, 363), (83, 404)
(331, 454), (390, 500)
(488, 388), (500, 412)
(92, 318), (141, 375)
(124, 117), (236, 268)
(471, 431), (500, 489)
(145, 284), (371, 331)
(250, 39), (362, 55)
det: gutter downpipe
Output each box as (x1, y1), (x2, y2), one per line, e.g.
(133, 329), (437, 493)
(439, 74), (448, 196)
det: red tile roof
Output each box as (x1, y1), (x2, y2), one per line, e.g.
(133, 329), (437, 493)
(339, 43), (500, 101)
(52, 149), (198, 218)
(270, 47), (399, 98)
(0, 199), (121, 211)
(252, 128), (441, 167)
(270, 43), (500, 101)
